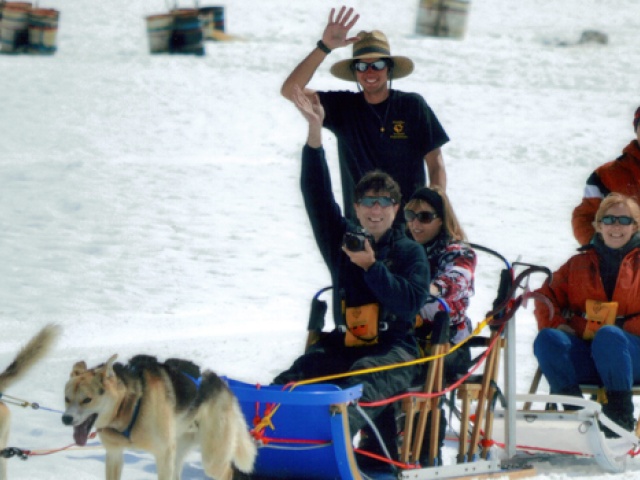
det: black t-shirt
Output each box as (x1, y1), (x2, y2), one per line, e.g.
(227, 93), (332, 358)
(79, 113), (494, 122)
(318, 89), (449, 219)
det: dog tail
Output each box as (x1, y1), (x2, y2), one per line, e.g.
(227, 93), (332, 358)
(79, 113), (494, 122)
(0, 324), (61, 392)
(198, 371), (257, 477)
(231, 397), (258, 474)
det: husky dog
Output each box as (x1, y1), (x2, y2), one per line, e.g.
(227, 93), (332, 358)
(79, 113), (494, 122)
(62, 354), (256, 480)
(0, 324), (60, 480)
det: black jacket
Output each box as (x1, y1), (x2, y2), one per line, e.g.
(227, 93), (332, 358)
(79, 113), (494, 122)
(300, 145), (430, 350)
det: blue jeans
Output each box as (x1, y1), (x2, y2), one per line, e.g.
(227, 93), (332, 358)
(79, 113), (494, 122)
(533, 326), (640, 392)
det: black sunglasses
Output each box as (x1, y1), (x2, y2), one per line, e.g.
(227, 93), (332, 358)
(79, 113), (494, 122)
(404, 210), (438, 224)
(352, 60), (388, 73)
(600, 215), (635, 226)
(358, 196), (396, 208)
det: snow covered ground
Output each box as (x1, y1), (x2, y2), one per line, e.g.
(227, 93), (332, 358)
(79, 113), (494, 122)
(0, 0), (639, 477)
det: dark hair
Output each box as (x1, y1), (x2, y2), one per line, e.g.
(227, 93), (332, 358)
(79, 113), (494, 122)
(406, 186), (467, 241)
(385, 58), (394, 71)
(355, 170), (401, 204)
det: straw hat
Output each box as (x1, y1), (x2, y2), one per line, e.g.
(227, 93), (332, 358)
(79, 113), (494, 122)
(330, 30), (414, 81)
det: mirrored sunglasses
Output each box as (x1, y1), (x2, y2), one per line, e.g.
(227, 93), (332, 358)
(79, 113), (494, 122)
(353, 60), (388, 73)
(358, 196), (396, 208)
(404, 210), (438, 224)
(600, 215), (635, 226)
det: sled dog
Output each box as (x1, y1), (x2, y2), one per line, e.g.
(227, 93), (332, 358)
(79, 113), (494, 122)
(62, 354), (256, 480)
(0, 324), (60, 480)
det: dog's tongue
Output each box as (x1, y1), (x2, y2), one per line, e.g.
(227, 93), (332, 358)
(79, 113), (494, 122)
(73, 425), (89, 446)
(73, 416), (95, 446)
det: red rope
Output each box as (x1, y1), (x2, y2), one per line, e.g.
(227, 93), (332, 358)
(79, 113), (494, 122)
(25, 431), (99, 457)
(353, 447), (421, 470)
(255, 435), (331, 446)
(358, 326), (504, 408)
(628, 446), (640, 457)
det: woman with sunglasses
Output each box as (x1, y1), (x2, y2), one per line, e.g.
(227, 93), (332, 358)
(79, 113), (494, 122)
(403, 186), (476, 464)
(405, 186), (477, 376)
(534, 193), (640, 436)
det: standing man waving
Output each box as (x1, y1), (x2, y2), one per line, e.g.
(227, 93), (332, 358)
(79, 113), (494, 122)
(281, 6), (449, 222)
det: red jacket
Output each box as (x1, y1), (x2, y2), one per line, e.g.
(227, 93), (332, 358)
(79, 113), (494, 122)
(572, 140), (640, 245)
(534, 246), (640, 337)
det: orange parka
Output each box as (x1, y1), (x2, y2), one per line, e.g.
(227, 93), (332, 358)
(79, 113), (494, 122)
(534, 245), (640, 338)
(572, 140), (640, 245)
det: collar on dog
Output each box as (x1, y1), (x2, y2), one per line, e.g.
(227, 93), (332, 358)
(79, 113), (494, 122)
(121, 399), (141, 439)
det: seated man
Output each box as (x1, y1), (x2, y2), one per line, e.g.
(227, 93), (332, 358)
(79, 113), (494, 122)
(273, 86), (430, 459)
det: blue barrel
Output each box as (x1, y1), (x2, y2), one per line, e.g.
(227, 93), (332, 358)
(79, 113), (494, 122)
(170, 9), (204, 55)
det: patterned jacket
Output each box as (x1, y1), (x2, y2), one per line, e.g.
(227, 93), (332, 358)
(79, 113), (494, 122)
(572, 140), (640, 245)
(418, 233), (476, 344)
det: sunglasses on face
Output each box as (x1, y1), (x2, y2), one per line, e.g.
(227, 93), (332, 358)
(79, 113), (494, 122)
(352, 60), (388, 73)
(358, 196), (396, 208)
(404, 210), (438, 224)
(600, 215), (635, 226)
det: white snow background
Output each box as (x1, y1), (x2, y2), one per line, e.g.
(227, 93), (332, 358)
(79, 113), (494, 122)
(0, 0), (639, 478)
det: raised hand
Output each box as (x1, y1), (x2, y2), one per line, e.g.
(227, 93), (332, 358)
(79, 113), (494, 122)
(292, 85), (324, 147)
(292, 85), (324, 127)
(322, 6), (360, 50)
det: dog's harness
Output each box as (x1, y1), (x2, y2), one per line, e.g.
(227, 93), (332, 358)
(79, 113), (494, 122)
(120, 400), (141, 439)
(183, 372), (202, 390)
(116, 371), (202, 440)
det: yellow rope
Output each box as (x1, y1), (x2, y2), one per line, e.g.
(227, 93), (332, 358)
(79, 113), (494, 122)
(253, 315), (496, 435)
(254, 405), (279, 433)
(292, 315), (493, 389)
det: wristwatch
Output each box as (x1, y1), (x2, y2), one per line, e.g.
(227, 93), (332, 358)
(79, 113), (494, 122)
(316, 40), (331, 54)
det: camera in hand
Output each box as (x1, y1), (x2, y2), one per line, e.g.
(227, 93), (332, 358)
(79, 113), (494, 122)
(342, 229), (374, 252)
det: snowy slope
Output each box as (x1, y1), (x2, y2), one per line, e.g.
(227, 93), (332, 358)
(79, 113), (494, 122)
(0, 0), (639, 477)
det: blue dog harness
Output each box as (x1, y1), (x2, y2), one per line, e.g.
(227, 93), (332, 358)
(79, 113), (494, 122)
(121, 400), (141, 439)
(119, 371), (202, 439)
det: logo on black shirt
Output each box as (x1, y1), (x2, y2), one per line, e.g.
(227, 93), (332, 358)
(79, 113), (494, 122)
(391, 121), (408, 139)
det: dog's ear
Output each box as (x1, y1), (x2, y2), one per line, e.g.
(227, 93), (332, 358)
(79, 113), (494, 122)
(71, 361), (87, 377)
(104, 354), (118, 379)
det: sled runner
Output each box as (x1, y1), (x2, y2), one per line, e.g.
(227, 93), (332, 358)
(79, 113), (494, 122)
(492, 394), (640, 473)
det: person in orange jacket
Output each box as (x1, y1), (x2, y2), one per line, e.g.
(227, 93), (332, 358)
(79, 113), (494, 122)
(572, 106), (640, 245)
(534, 193), (640, 436)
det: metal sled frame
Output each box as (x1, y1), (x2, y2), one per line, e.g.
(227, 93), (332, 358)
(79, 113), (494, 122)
(369, 255), (544, 479)
(484, 263), (640, 474)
